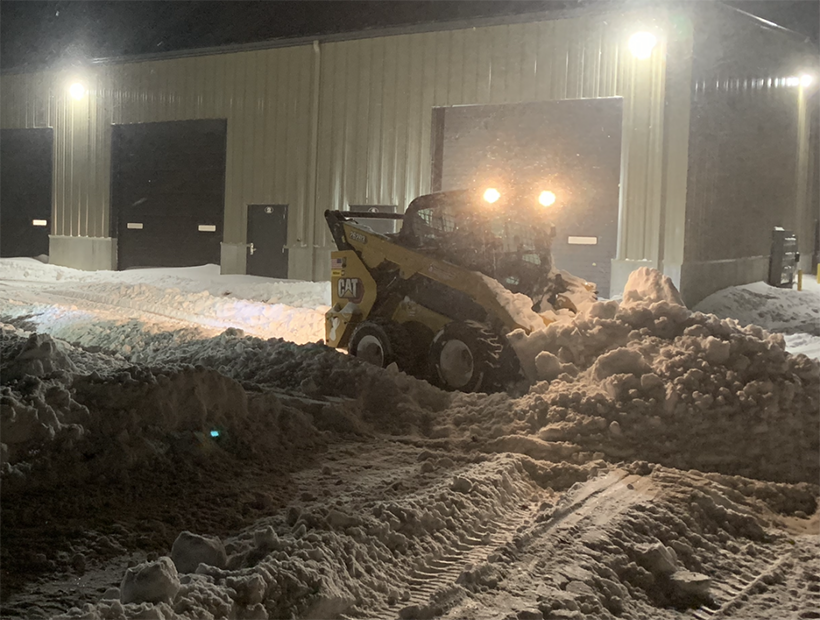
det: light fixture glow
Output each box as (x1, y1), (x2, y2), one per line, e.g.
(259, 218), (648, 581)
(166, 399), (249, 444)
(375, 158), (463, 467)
(628, 32), (657, 60)
(539, 191), (556, 207)
(68, 82), (86, 100)
(800, 74), (814, 87)
(483, 188), (501, 204)
(786, 76), (800, 87)
(209, 429), (220, 438)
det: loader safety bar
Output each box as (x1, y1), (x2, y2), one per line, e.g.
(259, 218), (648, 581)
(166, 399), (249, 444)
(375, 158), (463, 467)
(325, 209), (405, 251)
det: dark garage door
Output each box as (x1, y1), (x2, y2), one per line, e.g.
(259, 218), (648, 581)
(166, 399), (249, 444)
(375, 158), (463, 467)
(433, 99), (623, 297)
(0, 128), (53, 258)
(111, 119), (227, 270)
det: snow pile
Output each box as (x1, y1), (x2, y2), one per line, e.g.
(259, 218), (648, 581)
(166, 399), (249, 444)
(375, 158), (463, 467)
(481, 268), (598, 333)
(443, 269), (820, 483)
(0, 324), (451, 493)
(479, 274), (546, 332)
(621, 267), (684, 307)
(695, 277), (820, 336)
(695, 276), (820, 361)
(0, 331), (327, 492)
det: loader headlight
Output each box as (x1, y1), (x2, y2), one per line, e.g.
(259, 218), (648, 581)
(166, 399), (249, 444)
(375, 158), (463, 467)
(539, 191), (556, 207)
(483, 188), (501, 204)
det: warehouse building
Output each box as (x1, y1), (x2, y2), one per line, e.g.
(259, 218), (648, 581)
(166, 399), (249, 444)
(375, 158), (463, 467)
(1, 2), (817, 304)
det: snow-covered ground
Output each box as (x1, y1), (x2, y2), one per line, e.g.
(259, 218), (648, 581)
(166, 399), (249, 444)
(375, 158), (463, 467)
(0, 258), (330, 348)
(695, 275), (820, 360)
(1, 259), (818, 620)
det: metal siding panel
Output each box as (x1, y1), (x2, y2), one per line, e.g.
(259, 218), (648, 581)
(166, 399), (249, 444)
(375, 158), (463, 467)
(566, 20), (584, 100)
(460, 29), (479, 104)
(520, 22), (539, 102)
(474, 27), (492, 104)
(356, 40), (372, 203)
(367, 37), (386, 201)
(380, 37), (399, 204)
(505, 24), (524, 101)
(417, 33), (437, 195)
(433, 31), (450, 106)
(447, 30), (465, 105)
(488, 26), (508, 104)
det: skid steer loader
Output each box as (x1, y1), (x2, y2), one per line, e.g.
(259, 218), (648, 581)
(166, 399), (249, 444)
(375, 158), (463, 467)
(324, 188), (595, 392)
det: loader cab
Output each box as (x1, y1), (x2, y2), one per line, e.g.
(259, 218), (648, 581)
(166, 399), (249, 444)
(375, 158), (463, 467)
(398, 189), (557, 299)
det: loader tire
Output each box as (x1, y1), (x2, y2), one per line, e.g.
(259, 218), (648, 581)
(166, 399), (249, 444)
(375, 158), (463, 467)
(428, 320), (503, 393)
(349, 319), (412, 370)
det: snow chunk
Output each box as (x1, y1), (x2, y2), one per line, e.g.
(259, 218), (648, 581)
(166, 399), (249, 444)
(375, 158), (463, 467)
(591, 347), (649, 381)
(120, 556), (180, 605)
(478, 273), (545, 332)
(5, 333), (77, 378)
(171, 531), (228, 574)
(622, 267), (684, 307)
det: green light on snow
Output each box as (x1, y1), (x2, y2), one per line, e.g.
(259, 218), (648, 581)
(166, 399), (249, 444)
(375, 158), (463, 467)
(210, 430), (220, 438)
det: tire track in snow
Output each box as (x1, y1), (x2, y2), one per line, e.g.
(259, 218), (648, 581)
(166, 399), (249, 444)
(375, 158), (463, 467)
(692, 545), (802, 620)
(351, 470), (644, 619)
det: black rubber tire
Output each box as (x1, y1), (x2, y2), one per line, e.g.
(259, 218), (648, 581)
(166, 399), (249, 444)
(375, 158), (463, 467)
(349, 319), (412, 370)
(428, 320), (504, 392)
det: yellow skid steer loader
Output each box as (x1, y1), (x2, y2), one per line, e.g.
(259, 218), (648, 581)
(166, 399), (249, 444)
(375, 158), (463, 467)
(324, 188), (595, 392)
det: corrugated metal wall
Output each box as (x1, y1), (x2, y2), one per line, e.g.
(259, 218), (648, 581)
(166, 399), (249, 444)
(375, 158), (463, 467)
(313, 12), (673, 275)
(1, 47), (315, 251)
(677, 7), (816, 304)
(1, 8), (678, 279)
(0, 72), (52, 129)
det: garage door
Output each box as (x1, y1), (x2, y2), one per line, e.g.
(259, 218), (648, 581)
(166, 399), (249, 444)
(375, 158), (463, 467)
(111, 119), (227, 270)
(0, 128), (53, 258)
(433, 99), (623, 297)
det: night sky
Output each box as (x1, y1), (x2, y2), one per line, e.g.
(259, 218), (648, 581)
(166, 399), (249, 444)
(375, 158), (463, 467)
(1, 0), (818, 71)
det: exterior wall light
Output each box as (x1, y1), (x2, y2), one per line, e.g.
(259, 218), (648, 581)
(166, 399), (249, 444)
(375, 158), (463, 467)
(69, 82), (86, 100)
(786, 76), (801, 87)
(539, 191), (556, 207)
(628, 32), (657, 59)
(800, 74), (814, 87)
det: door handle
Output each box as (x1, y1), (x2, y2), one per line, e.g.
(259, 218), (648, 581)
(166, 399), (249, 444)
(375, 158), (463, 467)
(248, 242), (256, 255)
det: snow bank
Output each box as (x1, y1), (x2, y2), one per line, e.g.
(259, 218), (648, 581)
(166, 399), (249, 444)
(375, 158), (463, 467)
(0, 258), (331, 309)
(446, 269), (820, 484)
(0, 332), (325, 492)
(695, 277), (820, 336)
(0, 324), (449, 493)
(0, 258), (330, 347)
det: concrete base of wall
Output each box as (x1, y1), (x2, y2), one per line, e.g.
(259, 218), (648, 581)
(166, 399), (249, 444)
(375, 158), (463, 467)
(679, 255), (769, 307)
(610, 259), (656, 298)
(287, 246), (314, 281)
(49, 235), (117, 271)
(220, 243), (332, 282)
(220, 242), (247, 275)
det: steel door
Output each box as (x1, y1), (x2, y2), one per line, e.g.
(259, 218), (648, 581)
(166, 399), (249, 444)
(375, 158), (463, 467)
(247, 204), (288, 278)
(0, 128), (53, 258)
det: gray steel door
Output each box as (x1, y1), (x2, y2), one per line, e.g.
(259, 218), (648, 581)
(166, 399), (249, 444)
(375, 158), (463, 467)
(247, 204), (288, 278)
(111, 119), (226, 269)
(434, 99), (623, 297)
(0, 128), (53, 258)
